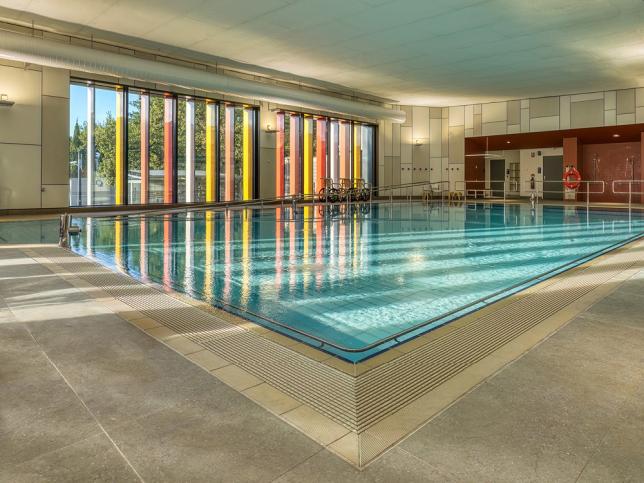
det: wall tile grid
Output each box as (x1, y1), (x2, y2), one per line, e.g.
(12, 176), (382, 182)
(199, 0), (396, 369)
(379, 87), (644, 194)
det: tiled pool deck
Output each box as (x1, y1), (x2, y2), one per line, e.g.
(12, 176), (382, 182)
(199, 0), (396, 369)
(1, 239), (643, 481)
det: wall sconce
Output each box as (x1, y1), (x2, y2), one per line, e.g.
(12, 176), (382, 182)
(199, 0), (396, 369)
(414, 139), (423, 146)
(264, 123), (278, 134)
(0, 94), (15, 107)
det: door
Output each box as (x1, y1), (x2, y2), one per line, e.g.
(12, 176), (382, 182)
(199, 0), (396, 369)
(490, 159), (505, 197)
(543, 156), (563, 200)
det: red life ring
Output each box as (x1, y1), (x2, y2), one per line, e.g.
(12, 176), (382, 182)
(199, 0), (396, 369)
(563, 166), (582, 190)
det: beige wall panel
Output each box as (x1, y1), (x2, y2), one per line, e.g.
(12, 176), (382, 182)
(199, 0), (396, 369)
(529, 97), (559, 118)
(507, 100), (521, 125)
(464, 128), (473, 138)
(559, 95), (571, 129)
(400, 126), (412, 164)
(392, 122), (401, 156)
(392, 156), (401, 186)
(383, 119), (392, 156)
(429, 157), (442, 184)
(636, 88), (644, 107)
(0, 144), (41, 209)
(401, 105), (413, 127)
(441, 118), (448, 155)
(441, 107), (448, 119)
(520, 108), (529, 132)
(400, 162), (412, 185)
(604, 90), (616, 110)
(616, 89), (635, 114)
(429, 118), (442, 158)
(412, 106), (429, 140)
(41, 184), (69, 208)
(448, 164), (464, 191)
(430, 107), (442, 119)
(448, 105), (464, 127)
(604, 109), (616, 126)
(530, 115), (559, 132)
(636, 107), (644, 124)
(473, 114), (482, 136)
(259, 147), (275, 199)
(412, 143), (430, 194)
(42, 67), (70, 98)
(448, 125), (464, 164)
(0, 65), (42, 145)
(377, 120), (385, 168)
(383, 156), (393, 186)
(520, 99), (529, 109)
(616, 113), (635, 125)
(507, 124), (520, 134)
(570, 92), (603, 103)
(465, 104), (474, 129)
(482, 102), (507, 123)
(482, 121), (506, 136)
(570, 99), (604, 128)
(473, 104), (482, 115)
(42, 95), (69, 185)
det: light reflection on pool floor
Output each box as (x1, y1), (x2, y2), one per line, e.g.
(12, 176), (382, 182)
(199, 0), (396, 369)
(70, 202), (644, 362)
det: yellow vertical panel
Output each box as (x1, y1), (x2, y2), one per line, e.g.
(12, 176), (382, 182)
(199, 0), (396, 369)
(115, 88), (125, 205)
(206, 102), (217, 202)
(303, 117), (313, 196)
(353, 124), (361, 184)
(114, 217), (122, 267)
(243, 109), (253, 201)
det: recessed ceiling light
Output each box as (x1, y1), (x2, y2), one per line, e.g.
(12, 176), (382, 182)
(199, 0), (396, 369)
(612, 133), (620, 138)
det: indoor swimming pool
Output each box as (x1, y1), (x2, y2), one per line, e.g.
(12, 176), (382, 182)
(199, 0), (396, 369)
(69, 203), (644, 361)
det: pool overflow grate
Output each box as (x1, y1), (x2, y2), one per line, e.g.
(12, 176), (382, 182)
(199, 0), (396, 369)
(30, 241), (643, 467)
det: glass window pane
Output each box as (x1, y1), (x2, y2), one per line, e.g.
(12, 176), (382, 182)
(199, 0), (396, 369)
(127, 91), (141, 204)
(94, 87), (117, 205)
(149, 95), (165, 204)
(234, 106), (243, 201)
(69, 84), (87, 207)
(194, 100), (207, 202)
(177, 98), (187, 203)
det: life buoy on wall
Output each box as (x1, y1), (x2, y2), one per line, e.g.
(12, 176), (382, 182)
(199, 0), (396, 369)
(563, 166), (582, 190)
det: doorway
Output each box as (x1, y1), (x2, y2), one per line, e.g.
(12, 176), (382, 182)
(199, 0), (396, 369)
(490, 159), (505, 197)
(542, 156), (564, 200)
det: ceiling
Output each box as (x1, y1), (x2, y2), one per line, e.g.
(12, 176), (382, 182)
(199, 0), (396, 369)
(1, 0), (644, 106)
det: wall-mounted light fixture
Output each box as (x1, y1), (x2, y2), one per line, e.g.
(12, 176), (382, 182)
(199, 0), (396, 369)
(0, 94), (15, 107)
(264, 123), (278, 134)
(414, 138), (427, 146)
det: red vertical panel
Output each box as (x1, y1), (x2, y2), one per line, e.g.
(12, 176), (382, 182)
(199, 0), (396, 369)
(225, 106), (235, 202)
(339, 121), (349, 180)
(276, 113), (285, 198)
(289, 114), (301, 196)
(163, 95), (175, 204)
(316, 118), (327, 193)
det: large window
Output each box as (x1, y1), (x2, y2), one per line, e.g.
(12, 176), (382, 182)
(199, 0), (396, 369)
(93, 86), (117, 205)
(194, 100), (207, 202)
(69, 84), (87, 207)
(149, 94), (165, 204)
(127, 90), (141, 204)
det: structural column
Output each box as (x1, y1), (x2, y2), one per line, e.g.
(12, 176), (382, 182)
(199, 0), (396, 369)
(115, 87), (126, 205)
(275, 112), (285, 198)
(289, 114), (301, 196)
(86, 83), (95, 206)
(140, 93), (150, 204)
(303, 116), (313, 197)
(185, 98), (195, 203)
(224, 105), (235, 202)
(163, 95), (176, 204)
(205, 101), (218, 202)
(242, 107), (254, 201)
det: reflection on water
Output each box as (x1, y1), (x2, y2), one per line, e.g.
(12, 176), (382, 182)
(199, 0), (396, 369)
(70, 203), (644, 361)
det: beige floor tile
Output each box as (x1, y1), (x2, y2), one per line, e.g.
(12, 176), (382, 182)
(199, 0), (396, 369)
(328, 432), (360, 466)
(211, 365), (262, 391)
(243, 383), (301, 415)
(145, 326), (178, 341)
(186, 350), (230, 371)
(261, 331), (299, 347)
(282, 405), (350, 446)
(129, 317), (161, 330)
(164, 336), (204, 355)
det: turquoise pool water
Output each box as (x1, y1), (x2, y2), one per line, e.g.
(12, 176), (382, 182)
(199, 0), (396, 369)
(69, 203), (644, 362)
(0, 219), (59, 244)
